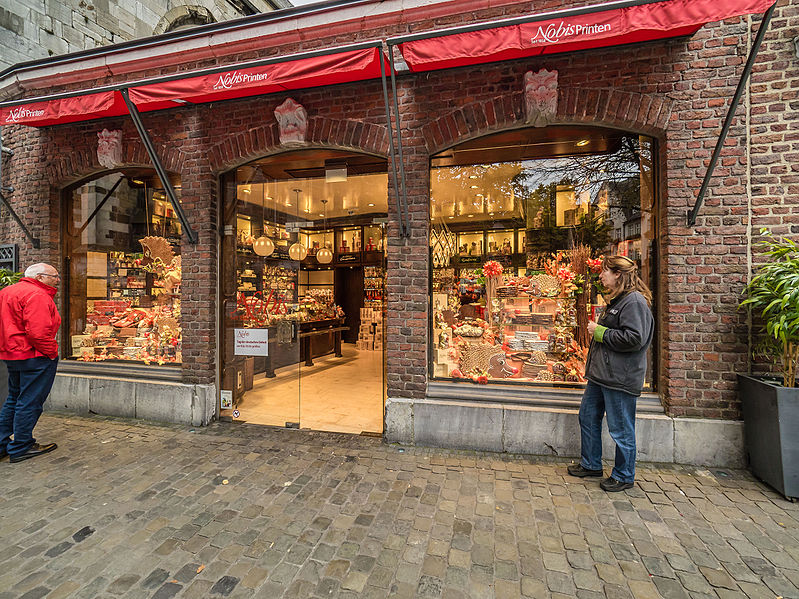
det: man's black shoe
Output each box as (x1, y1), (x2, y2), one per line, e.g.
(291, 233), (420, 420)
(9, 443), (57, 463)
(600, 476), (634, 492)
(567, 463), (603, 478)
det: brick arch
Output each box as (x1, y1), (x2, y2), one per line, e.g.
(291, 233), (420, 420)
(208, 117), (391, 173)
(422, 88), (673, 155)
(48, 131), (187, 189)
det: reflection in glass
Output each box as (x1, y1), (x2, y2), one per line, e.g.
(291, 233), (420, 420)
(430, 131), (656, 389)
(64, 174), (182, 365)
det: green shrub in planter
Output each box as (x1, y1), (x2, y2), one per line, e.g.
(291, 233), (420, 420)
(740, 228), (799, 387)
(739, 228), (799, 500)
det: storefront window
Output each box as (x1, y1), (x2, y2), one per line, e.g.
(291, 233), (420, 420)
(64, 172), (182, 365)
(430, 127), (656, 388)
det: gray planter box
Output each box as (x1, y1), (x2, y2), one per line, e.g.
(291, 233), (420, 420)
(739, 374), (799, 500)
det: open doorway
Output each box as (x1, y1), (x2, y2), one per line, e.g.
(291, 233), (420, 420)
(220, 149), (387, 434)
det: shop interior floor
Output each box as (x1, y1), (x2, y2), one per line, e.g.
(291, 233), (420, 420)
(235, 344), (384, 434)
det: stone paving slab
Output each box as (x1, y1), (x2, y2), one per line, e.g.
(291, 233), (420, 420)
(1, 413), (797, 599)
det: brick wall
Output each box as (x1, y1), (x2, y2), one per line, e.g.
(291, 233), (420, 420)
(1, 0), (797, 416)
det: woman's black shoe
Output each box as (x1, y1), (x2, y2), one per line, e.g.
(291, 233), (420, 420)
(9, 442), (57, 463)
(600, 476), (634, 492)
(567, 463), (603, 478)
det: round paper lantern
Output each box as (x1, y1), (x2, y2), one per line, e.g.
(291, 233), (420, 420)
(288, 242), (308, 261)
(316, 247), (333, 264)
(252, 236), (275, 257)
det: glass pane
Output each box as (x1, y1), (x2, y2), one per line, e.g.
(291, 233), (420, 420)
(64, 174), (182, 366)
(221, 150), (390, 432)
(430, 129), (656, 390)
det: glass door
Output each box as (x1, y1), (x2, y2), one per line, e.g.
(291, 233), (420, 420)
(220, 176), (301, 427)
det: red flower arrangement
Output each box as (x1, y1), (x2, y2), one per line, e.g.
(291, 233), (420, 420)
(482, 260), (504, 278)
(587, 257), (603, 273)
(557, 267), (576, 284)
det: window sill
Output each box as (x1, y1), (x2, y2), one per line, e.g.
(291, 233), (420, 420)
(57, 360), (182, 382)
(427, 381), (663, 413)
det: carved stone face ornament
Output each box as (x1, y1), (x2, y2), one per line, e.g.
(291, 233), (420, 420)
(524, 69), (558, 127)
(97, 129), (123, 168)
(274, 98), (308, 144)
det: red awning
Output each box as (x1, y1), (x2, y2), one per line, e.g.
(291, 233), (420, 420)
(128, 46), (387, 111)
(397, 0), (774, 72)
(0, 46), (389, 127)
(0, 91), (128, 127)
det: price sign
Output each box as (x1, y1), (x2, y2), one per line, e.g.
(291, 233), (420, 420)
(234, 328), (269, 356)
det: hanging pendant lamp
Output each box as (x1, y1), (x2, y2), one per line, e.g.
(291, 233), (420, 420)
(288, 188), (308, 261)
(253, 188), (275, 257)
(317, 199), (333, 264)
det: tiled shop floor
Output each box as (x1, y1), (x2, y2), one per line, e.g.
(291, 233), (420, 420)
(1, 413), (798, 599)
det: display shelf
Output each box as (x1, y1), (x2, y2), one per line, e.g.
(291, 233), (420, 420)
(363, 265), (384, 308)
(430, 265), (588, 385)
(72, 247), (183, 364)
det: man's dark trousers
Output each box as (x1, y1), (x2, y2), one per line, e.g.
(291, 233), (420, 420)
(0, 357), (58, 457)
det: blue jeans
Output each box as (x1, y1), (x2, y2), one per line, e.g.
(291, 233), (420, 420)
(578, 380), (637, 483)
(0, 357), (59, 457)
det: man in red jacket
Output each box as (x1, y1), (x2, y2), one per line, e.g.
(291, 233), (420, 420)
(0, 263), (61, 463)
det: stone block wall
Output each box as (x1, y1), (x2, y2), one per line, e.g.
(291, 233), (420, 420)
(0, 0), (281, 71)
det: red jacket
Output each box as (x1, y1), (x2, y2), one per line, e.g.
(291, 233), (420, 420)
(0, 277), (61, 360)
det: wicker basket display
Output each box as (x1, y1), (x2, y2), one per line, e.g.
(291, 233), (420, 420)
(460, 344), (503, 373)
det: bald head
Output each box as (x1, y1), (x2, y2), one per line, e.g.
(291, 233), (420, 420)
(25, 263), (61, 288)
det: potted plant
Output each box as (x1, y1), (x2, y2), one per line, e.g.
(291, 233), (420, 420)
(0, 269), (22, 406)
(738, 228), (799, 500)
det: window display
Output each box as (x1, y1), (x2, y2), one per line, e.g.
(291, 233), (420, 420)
(430, 128), (656, 389)
(65, 173), (182, 365)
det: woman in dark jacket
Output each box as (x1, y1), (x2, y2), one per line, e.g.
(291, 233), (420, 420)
(567, 255), (654, 492)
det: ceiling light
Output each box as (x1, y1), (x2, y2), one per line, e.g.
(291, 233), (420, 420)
(289, 242), (308, 261)
(286, 203), (292, 207)
(132, 179), (144, 185)
(316, 247), (333, 264)
(319, 213), (325, 217)
(253, 237), (275, 257)
(470, 185), (478, 189)
(467, 214), (474, 218)
(242, 187), (251, 194)
(368, 203), (375, 207)
(304, 209), (310, 213)
(469, 175), (478, 179)
(448, 216), (454, 219)
(576, 139), (590, 147)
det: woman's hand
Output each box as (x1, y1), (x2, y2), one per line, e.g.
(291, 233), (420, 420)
(587, 320), (598, 336)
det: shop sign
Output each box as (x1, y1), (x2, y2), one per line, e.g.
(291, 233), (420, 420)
(220, 390), (233, 410)
(372, 217), (389, 224)
(286, 221), (313, 233)
(234, 328), (269, 356)
(339, 253), (358, 262)
(458, 256), (482, 264)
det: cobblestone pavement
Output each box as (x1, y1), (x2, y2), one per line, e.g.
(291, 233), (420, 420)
(1, 414), (798, 599)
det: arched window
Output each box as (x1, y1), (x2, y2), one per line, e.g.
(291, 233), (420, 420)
(63, 170), (183, 366)
(154, 7), (216, 35)
(429, 126), (657, 390)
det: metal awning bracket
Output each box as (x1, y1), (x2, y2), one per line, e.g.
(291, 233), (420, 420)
(379, 45), (409, 240)
(688, 2), (777, 227)
(0, 192), (41, 249)
(120, 89), (198, 244)
(0, 125), (39, 248)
